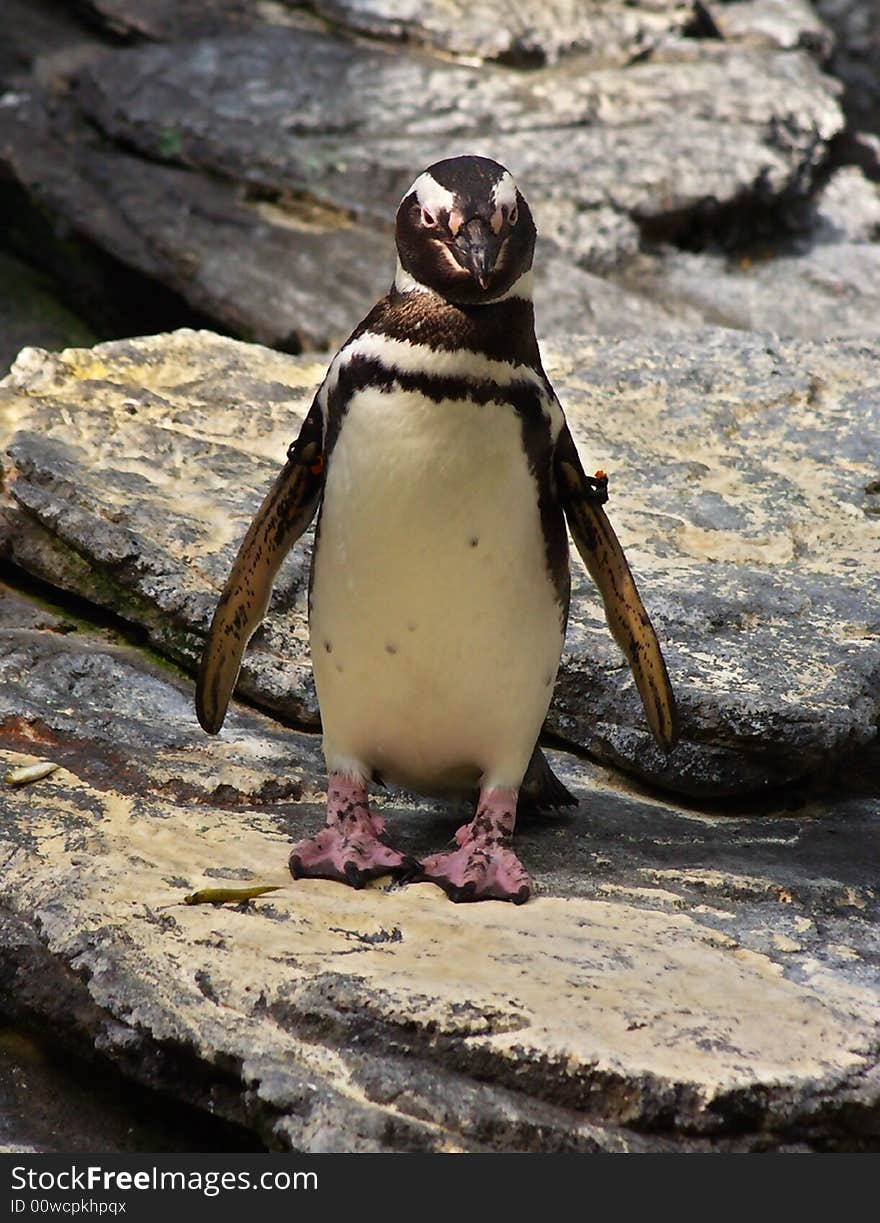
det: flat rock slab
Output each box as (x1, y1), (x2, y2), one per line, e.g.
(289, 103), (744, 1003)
(1, 587), (877, 1152)
(1, 328), (878, 799)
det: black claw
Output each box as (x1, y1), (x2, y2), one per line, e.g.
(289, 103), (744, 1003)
(440, 877), (532, 904)
(397, 858), (424, 885)
(344, 860), (366, 888)
(409, 861), (530, 903)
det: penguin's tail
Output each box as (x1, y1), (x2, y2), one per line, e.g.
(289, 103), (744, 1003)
(518, 746), (578, 815)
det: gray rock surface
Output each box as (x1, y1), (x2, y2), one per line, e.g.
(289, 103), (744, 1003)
(304, 0), (694, 67)
(1, 329), (877, 800)
(627, 165), (880, 338)
(0, 11), (845, 349)
(0, 580), (877, 1152)
(0, 0), (104, 92)
(704, 0), (832, 54)
(69, 1), (255, 41)
(813, 163), (880, 240)
(66, 30), (842, 244)
(815, 0), (880, 137)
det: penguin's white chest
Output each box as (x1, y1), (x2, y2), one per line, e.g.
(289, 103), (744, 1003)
(309, 384), (565, 791)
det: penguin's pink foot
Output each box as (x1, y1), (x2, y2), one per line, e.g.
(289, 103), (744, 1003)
(289, 774), (413, 888)
(416, 788), (532, 904)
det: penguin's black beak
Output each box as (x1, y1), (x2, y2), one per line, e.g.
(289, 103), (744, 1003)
(453, 218), (504, 290)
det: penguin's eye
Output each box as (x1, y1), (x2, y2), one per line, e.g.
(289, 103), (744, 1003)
(508, 201), (519, 226)
(420, 207), (439, 228)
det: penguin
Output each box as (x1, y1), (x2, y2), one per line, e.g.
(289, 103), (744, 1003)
(196, 155), (678, 904)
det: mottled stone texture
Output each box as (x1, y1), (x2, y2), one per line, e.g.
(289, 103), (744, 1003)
(0, 582), (877, 1151)
(1, 330), (877, 798)
(0, 1), (852, 351)
(305, 0), (695, 66)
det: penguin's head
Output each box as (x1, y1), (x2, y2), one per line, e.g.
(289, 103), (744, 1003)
(395, 155), (536, 305)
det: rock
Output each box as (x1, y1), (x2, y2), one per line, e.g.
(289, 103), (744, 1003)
(0, 0), (105, 92)
(0, 20), (843, 349)
(0, 335), (321, 730)
(535, 254), (700, 338)
(67, 1), (255, 42)
(304, 0), (695, 67)
(627, 165), (880, 339)
(815, 0), (880, 137)
(814, 163), (880, 241)
(0, 89), (388, 353)
(546, 328), (880, 796)
(0, 252), (96, 377)
(0, 957), (257, 1153)
(0, 580), (324, 809)
(703, 0), (833, 55)
(1, 328), (878, 799)
(0, 579), (877, 1152)
(70, 29), (841, 244)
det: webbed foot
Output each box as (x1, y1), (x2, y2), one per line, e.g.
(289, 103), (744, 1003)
(414, 787), (532, 904)
(289, 774), (414, 888)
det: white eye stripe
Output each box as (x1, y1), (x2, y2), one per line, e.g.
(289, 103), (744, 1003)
(408, 171), (456, 215)
(491, 170), (518, 211)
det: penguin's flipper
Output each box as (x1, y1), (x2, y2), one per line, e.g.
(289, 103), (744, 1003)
(195, 402), (325, 735)
(555, 426), (679, 752)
